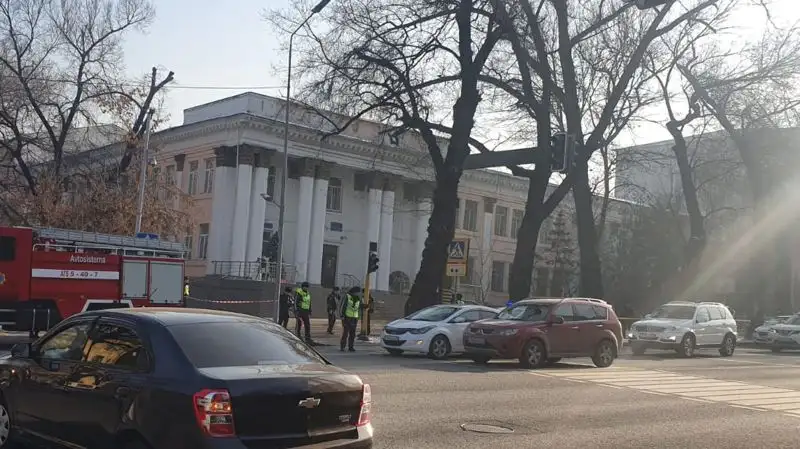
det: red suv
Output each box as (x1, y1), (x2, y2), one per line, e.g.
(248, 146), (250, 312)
(463, 297), (622, 368)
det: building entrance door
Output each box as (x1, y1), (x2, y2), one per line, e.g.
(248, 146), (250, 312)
(321, 244), (339, 288)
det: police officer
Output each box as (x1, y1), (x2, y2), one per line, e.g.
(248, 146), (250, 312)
(294, 282), (313, 343)
(341, 286), (362, 352)
(278, 286), (293, 328)
(326, 287), (341, 334)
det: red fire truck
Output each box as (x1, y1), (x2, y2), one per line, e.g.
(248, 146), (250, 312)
(0, 226), (187, 335)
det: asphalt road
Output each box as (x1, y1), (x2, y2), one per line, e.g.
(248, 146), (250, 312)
(317, 345), (800, 449)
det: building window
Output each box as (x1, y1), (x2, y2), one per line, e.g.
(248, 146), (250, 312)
(267, 166), (276, 199)
(188, 161), (199, 195)
(198, 224), (209, 260)
(535, 267), (550, 296)
(466, 256), (476, 284)
(165, 165), (176, 202)
(203, 158), (214, 193)
(183, 233), (194, 259)
(494, 206), (508, 237)
(511, 209), (524, 239)
(326, 177), (343, 212)
(491, 261), (506, 292)
(538, 219), (551, 245)
(462, 200), (478, 231)
(454, 199), (461, 229)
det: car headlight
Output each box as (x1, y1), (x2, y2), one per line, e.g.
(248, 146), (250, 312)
(498, 329), (518, 336)
(409, 326), (434, 335)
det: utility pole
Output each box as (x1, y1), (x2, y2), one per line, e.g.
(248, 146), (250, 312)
(135, 108), (155, 235)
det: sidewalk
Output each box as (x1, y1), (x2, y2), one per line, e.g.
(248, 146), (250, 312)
(303, 318), (385, 347)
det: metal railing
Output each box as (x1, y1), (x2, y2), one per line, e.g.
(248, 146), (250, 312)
(211, 261), (297, 283)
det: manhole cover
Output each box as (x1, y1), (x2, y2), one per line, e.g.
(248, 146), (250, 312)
(460, 423), (515, 434)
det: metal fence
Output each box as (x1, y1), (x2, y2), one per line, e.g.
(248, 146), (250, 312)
(211, 261), (297, 283)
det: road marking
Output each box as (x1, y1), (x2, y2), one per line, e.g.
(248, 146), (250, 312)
(537, 367), (800, 416)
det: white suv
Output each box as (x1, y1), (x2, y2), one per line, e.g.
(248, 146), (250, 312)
(628, 301), (737, 358)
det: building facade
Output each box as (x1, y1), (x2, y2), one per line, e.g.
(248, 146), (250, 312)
(149, 92), (631, 303)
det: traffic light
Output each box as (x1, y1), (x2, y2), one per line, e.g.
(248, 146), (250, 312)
(549, 132), (576, 174)
(368, 252), (379, 273)
(625, 0), (670, 10)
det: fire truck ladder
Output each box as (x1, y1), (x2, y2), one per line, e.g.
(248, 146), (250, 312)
(34, 227), (187, 257)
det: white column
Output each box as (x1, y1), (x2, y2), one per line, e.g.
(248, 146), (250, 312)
(230, 150), (254, 263)
(480, 197), (495, 295)
(293, 160), (316, 282)
(415, 196), (432, 275)
(307, 163), (331, 285)
(366, 178), (383, 288)
(207, 147), (236, 274)
(245, 151), (271, 262)
(377, 182), (395, 291)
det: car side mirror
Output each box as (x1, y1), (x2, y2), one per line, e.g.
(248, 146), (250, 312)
(11, 343), (30, 359)
(550, 316), (565, 325)
(451, 316), (467, 324)
(644, 314), (652, 319)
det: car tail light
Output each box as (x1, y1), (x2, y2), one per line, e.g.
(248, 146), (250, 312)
(193, 389), (235, 437)
(357, 383), (372, 426)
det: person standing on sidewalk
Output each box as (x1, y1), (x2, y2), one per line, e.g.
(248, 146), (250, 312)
(294, 282), (313, 343)
(326, 287), (341, 334)
(278, 286), (293, 328)
(341, 286), (362, 352)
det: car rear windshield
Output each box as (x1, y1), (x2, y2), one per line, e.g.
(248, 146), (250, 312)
(406, 306), (458, 322)
(497, 304), (550, 322)
(169, 321), (328, 368)
(650, 305), (696, 320)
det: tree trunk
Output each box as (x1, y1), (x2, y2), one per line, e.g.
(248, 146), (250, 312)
(405, 170), (460, 314)
(572, 158), (604, 298)
(508, 171), (549, 300)
(667, 122), (706, 264)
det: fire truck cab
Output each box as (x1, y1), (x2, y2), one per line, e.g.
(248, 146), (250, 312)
(0, 226), (187, 334)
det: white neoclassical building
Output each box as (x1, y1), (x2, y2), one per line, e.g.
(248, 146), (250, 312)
(149, 92), (631, 303)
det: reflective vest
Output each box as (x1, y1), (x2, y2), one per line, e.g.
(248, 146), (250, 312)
(344, 294), (360, 319)
(184, 283), (190, 296)
(296, 288), (311, 310)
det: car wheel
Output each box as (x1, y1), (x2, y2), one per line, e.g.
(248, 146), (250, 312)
(678, 334), (695, 358)
(631, 343), (646, 356)
(718, 333), (736, 357)
(428, 335), (451, 360)
(386, 349), (403, 356)
(592, 340), (616, 368)
(0, 398), (14, 448)
(546, 357), (562, 365)
(470, 356), (491, 365)
(519, 339), (546, 369)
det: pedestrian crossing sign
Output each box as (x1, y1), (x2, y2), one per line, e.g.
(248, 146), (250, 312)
(447, 239), (469, 262)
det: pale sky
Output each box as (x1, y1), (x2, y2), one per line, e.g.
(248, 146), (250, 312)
(122, 0), (799, 147)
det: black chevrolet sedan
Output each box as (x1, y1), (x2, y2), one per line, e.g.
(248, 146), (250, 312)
(0, 308), (373, 449)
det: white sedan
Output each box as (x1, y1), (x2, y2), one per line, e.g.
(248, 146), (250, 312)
(380, 304), (499, 359)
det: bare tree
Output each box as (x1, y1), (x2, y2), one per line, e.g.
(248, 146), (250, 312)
(0, 0), (169, 193)
(0, 0), (177, 232)
(267, 0), (503, 313)
(481, 0), (725, 300)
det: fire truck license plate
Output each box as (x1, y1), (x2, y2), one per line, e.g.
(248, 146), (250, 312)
(60, 270), (101, 279)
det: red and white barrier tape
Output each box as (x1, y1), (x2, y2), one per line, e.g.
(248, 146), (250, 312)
(186, 296), (277, 304)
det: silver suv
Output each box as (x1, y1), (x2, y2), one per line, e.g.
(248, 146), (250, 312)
(628, 301), (737, 358)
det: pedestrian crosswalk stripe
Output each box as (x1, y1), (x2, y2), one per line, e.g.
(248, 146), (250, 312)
(538, 367), (800, 416)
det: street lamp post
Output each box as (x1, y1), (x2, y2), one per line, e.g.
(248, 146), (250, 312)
(273, 0), (332, 321)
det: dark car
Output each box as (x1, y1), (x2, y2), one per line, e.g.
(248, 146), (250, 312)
(0, 308), (373, 449)
(463, 298), (622, 369)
